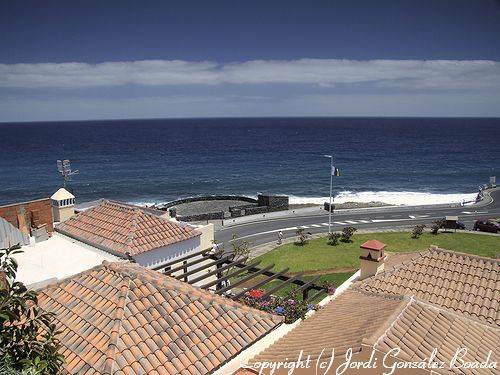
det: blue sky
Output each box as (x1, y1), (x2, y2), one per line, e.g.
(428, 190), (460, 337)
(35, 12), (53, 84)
(1, 0), (500, 121)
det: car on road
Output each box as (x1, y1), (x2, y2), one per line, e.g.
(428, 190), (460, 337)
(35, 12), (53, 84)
(473, 219), (500, 233)
(440, 217), (466, 230)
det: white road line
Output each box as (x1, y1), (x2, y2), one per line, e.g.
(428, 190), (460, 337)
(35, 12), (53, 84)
(321, 223), (330, 227)
(345, 220), (358, 224)
(372, 218), (411, 223)
(334, 221), (348, 225)
(462, 211), (488, 215)
(409, 215), (416, 219)
(230, 226), (298, 241)
(358, 220), (371, 223)
(311, 224), (322, 228)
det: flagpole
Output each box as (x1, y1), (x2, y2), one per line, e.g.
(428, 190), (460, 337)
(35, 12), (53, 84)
(329, 156), (333, 234)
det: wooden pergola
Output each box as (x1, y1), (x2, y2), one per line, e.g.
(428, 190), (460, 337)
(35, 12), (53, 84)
(152, 249), (327, 302)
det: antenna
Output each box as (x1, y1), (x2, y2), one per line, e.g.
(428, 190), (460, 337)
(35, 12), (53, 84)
(56, 159), (79, 188)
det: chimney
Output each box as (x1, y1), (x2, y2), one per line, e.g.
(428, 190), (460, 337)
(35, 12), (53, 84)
(50, 188), (76, 223)
(359, 239), (387, 280)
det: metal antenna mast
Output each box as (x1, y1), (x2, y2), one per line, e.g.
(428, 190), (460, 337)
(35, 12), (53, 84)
(57, 159), (79, 188)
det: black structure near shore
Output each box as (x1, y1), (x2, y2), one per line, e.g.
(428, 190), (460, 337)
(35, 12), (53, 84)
(159, 193), (289, 222)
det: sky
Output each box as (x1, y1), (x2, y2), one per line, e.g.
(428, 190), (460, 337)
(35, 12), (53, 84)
(1, 0), (500, 122)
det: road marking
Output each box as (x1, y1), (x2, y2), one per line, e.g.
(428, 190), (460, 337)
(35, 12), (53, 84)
(372, 218), (411, 223)
(359, 220), (371, 223)
(311, 224), (322, 228)
(321, 223), (330, 227)
(409, 215), (416, 219)
(462, 211), (488, 215)
(345, 220), (358, 224)
(334, 221), (347, 225)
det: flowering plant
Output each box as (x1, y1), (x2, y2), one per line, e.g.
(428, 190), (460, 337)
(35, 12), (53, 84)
(323, 281), (337, 295)
(240, 289), (317, 324)
(246, 289), (264, 299)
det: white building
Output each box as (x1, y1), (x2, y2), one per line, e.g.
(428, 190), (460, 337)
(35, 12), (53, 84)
(55, 199), (215, 284)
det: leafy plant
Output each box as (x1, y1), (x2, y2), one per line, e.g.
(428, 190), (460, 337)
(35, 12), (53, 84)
(229, 233), (251, 261)
(0, 246), (64, 374)
(341, 226), (357, 243)
(430, 219), (445, 235)
(411, 224), (426, 239)
(295, 228), (310, 246)
(240, 290), (316, 324)
(327, 232), (342, 246)
(322, 281), (337, 295)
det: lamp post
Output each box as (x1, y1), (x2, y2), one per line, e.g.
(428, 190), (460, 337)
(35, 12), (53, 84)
(324, 155), (333, 234)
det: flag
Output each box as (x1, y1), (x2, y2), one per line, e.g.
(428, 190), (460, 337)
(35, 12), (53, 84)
(332, 166), (340, 176)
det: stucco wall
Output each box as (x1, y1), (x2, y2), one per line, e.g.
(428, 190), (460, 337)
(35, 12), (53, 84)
(191, 223), (214, 250)
(133, 236), (217, 287)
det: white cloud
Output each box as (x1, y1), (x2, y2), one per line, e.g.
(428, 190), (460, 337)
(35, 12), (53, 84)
(1, 59), (499, 90)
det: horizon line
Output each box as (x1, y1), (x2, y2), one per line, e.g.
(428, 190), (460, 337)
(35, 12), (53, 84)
(2, 114), (500, 125)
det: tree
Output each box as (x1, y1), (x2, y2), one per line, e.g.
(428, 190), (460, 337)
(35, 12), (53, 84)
(327, 232), (342, 246)
(411, 224), (425, 239)
(341, 226), (357, 243)
(0, 245), (64, 374)
(229, 233), (251, 262)
(430, 219), (445, 235)
(295, 228), (310, 246)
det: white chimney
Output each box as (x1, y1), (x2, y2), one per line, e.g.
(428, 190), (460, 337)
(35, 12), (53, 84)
(359, 239), (387, 280)
(50, 188), (76, 223)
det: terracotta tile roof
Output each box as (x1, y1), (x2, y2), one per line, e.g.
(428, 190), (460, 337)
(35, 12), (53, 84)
(38, 261), (283, 375)
(251, 248), (499, 373)
(357, 247), (500, 325)
(251, 290), (407, 363)
(56, 200), (200, 256)
(360, 239), (386, 251)
(374, 299), (500, 374)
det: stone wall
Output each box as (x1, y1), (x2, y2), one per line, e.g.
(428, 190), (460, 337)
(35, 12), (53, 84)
(0, 198), (54, 235)
(160, 195), (257, 209)
(163, 194), (289, 222)
(177, 211), (225, 222)
(257, 194), (289, 211)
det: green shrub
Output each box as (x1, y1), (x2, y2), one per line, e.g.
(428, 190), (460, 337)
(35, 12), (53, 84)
(411, 224), (425, 239)
(430, 219), (445, 235)
(341, 226), (357, 243)
(327, 232), (342, 246)
(0, 246), (64, 374)
(295, 228), (310, 246)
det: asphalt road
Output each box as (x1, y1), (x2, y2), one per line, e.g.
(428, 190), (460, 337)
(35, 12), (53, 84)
(215, 188), (500, 248)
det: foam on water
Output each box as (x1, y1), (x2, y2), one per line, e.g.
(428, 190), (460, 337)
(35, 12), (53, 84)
(288, 191), (478, 206)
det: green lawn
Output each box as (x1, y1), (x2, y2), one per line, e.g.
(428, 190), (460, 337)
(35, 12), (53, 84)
(254, 232), (500, 273)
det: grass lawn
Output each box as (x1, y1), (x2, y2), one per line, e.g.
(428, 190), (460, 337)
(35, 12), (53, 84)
(232, 231), (498, 302)
(254, 232), (500, 274)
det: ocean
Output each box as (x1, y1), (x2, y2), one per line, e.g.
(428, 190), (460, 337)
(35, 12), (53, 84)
(0, 117), (499, 207)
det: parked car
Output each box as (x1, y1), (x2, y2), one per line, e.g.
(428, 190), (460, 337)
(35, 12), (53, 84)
(441, 217), (466, 230)
(473, 219), (500, 233)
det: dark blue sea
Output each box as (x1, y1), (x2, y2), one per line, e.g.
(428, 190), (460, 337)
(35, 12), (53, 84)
(0, 117), (499, 207)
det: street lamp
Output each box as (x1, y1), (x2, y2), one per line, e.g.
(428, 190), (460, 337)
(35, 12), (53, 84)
(324, 155), (334, 234)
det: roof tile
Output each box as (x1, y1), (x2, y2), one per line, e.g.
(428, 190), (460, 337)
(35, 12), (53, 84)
(37, 261), (282, 374)
(56, 200), (200, 256)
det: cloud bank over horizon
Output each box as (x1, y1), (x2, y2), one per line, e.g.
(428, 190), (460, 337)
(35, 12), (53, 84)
(1, 58), (499, 121)
(1, 58), (500, 90)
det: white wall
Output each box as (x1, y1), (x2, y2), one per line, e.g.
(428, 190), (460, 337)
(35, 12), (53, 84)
(133, 235), (217, 287)
(190, 223), (214, 250)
